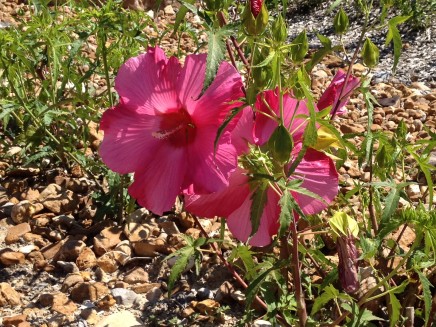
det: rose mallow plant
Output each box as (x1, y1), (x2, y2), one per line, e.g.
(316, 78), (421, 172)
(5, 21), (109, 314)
(99, 46), (244, 215)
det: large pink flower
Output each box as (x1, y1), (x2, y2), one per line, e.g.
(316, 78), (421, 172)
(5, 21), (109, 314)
(318, 69), (360, 116)
(186, 90), (339, 246)
(99, 47), (244, 215)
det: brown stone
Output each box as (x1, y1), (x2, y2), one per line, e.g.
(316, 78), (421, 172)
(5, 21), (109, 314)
(132, 238), (169, 256)
(0, 249), (25, 266)
(41, 241), (64, 260)
(96, 294), (116, 311)
(2, 314), (27, 326)
(38, 184), (80, 214)
(96, 252), (120, 273)
(340, 123), (365, 134)
(123, 222), (151, 242)
(0, 282), (22, 307)
(61, 273), (85, 292)
(70, 282), (109, 303)
(192, 299), (220, 315)
(11, 200), (36, 224)
(123, 267), (149, 284)
(130, 283), (161, 294)
(39, 292), (77, 316)
(76, 247), (97, 270)
(57, 240), (86, 262)
(93, 226), (124, 256)
(27, 251), (47, 270)
(5, 223), (31, 244)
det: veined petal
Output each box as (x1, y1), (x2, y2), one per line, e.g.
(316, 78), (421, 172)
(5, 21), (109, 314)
(193, 62), (244, 127)
(128, 145), (187, 215)
(99, 105), (162, 174)
(231, 106), (257, 155)
(290, 147), (338, 215)
(114, 47), (181, 114)
(176, 53), (207, 112)
(186, 129), (237, 194)
(185, 167), (250, 217)
(227, 188), (280, 247)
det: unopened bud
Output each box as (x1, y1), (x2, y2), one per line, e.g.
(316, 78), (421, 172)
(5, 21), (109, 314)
(333, 7), (349, 34)
(250, 0), (263, 17)
(272, 15), (287, 43)
(243, 0), (269, 35)
(268, 125), (293, 164)
(361, 38), (380, 68)
(337, 235), (359, 294)
(290, 30), (308, 63)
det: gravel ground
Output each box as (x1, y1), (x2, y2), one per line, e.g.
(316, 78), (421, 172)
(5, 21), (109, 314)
(285, 0), (436, 85)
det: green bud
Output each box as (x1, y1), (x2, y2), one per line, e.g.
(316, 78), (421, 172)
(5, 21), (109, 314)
(334, 7), (349, 34)
(272, 15), (287, 43)
(268, 125), (293, 165)
(252, 49), (272, 88)
(243, 1), (269, 36)
(361, 38), (379, 68)
(290, 30), (308, 63)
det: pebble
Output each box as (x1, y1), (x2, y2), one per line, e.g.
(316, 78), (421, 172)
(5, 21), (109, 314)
(111, 288), (139, 308)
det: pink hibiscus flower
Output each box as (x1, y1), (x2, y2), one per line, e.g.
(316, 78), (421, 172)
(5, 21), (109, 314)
(318, 69), (360, 116)
(186, 90), (339, 246)
(99, 47), (244, 215)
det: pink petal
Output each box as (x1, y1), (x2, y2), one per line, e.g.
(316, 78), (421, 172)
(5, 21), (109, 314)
(114, 47), (181, 114)
(254, 90), (310, 145)
(227, 188), (280, 247)
(185, 167), (250, 217)
(128, 145), (187, 215)
(231, 106), (257, 155)
(185, 129), (237, 194)
(176, 53), (207, 112)
(193, 61), (244, 127)
(99, 105), (163, 174)
(289, 146), (338, 215)
(318, 69), (360, 115)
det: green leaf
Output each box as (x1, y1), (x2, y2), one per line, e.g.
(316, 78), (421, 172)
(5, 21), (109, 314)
(417, 271), (432, 324)
(173, 0), (196, 33)
(229, 245), (257, 280)
(249, 181), (269, 238)
(203, 28), (228, 94)
(166, 246), (194, 294)
(278, 191), (293, 238)
(329, 211), (359, 238)
(251, 50), (276, 68)
(311, 284), (341, 315)
(388, 293), (401, 327)
(298, 70), (317, 147)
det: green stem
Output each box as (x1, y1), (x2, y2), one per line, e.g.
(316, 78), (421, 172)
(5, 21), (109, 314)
(100, 32), (113, 108)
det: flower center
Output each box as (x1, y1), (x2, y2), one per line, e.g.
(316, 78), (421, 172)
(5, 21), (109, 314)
(152, 109), (196, 147)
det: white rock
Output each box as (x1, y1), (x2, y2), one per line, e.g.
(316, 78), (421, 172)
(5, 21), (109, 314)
(111, 288), (139, 308)
(95, 311), (143, 327)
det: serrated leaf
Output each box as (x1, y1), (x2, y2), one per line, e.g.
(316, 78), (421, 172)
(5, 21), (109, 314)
(417, 271), (432, 324)
(380, 183), (408, 226)
(229, 245), (257, 279)
(311, 284), (340, 315)
(166, 247), (194, 294)
(203, 28), (228, 94)
(249, 181), (269, 238)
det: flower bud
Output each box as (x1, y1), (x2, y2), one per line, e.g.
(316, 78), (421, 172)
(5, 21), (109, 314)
(333, 7), (349, 34)
(243, 0), (269, 35)
(361, 38), (380, 68)
(250, 0), (263, 17)
(252, 49), (272, 89)
(337, 235), (359, 294)
(268, 125), (293, 164)
(272, 15), (287, 43)
(290, 30), (308, 63)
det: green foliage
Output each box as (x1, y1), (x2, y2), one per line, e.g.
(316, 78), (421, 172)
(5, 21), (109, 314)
(165, 236), (208, 294)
